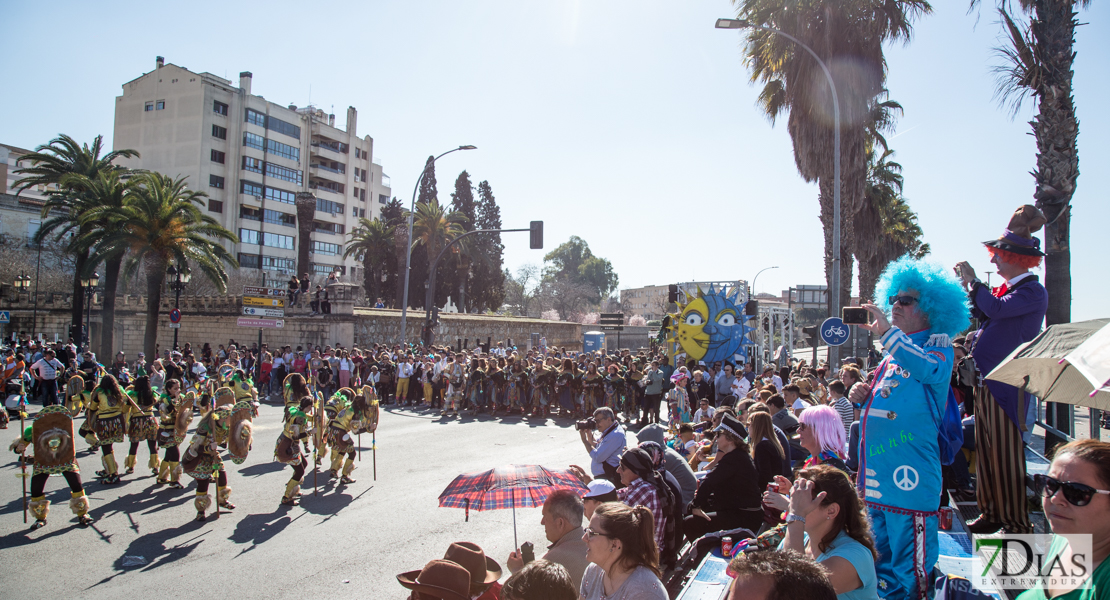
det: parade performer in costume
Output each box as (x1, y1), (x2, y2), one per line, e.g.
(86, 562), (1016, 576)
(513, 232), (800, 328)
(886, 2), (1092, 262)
(284, 373), (313, 454)
(443, 353), (466, 417)
(182, 406), (235, 521)
(155, 379), (192, 489)
(955, 205), (1049, 535)
(327, 386), (378, 484)
(857, 257), (970, 600)
(124, 375), (160, 475)
(88, 374), (140, 484)
(10, 405), (94, 529)
(67, 373), (98, 451)
(230, 369), (258, 404)
(324, 387), (356, 471)
(666, 370), (691, 428)
(276, 395), (314, 505)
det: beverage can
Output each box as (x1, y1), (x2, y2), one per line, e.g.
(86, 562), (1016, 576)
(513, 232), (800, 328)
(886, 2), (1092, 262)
(721, 536), (733, 556)
(767, 483), (779, 494)
(939, 507), (954, 530)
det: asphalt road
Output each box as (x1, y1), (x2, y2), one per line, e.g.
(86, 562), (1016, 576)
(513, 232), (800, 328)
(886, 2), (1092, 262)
(1, 403), (619, 599)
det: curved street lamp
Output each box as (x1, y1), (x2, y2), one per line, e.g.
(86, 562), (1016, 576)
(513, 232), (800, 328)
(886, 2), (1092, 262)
(716, 17), (843, 365)
(399, 145), (477, 344)
(750, 265), (780, 298)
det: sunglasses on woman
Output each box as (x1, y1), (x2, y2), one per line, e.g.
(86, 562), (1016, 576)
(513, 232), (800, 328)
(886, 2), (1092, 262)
(1033, 474), (1110, 507)
(888, 295), (919, 307)
(584, 527), (611, 539)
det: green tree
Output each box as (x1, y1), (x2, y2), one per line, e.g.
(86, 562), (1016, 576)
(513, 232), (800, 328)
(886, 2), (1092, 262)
(344, 217), (394, 303)
(446, 171), (477, 309)
(15, 134), (139, 336)
(79, 173), (238, 359)
(971, 0), (1090, 326)
(410, 199), (468, 309)
(417, 156), (438, 204)
(380, 197), (405, 227)
(733, 0), (932, 313)
(470, 180), (506, 311)
(60, 171), (141, 358)
(542, 236), (618, 304)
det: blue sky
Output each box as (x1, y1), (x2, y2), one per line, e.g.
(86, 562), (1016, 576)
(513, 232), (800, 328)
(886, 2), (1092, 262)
(4, 1), (1107, 320)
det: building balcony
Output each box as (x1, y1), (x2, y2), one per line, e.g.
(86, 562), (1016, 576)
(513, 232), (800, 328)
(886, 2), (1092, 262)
(310, 162), (346, 175)
(308, 182), (341, 196)
(310, 140), (348, 156)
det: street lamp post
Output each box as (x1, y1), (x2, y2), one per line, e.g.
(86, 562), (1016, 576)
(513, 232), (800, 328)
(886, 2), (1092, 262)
(399, 145), (477, 345)
(166, 265), (191, 351)
(749, 265), (780, 300)
(11, 273), (29, 342)
(80, 272), (100, 355)
(716, 18), (842, 366)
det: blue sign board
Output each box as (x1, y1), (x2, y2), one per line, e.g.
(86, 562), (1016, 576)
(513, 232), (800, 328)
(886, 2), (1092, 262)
(820, 317), (850, 347)
(0, 311), (9, 323)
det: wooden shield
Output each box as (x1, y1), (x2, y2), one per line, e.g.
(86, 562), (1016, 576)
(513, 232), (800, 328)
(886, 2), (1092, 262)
(219, 365), (235, 382)
(214, 386), (235, 409)
(175, 393), (196, 441)
(227, 400), (254, 464)
(275, 434), (297, 463)
(33, 409), (75, 470)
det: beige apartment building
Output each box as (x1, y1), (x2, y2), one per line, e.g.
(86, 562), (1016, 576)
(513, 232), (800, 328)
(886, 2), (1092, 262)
(113, 57), (391, 281)
(0, 143), (55, 243)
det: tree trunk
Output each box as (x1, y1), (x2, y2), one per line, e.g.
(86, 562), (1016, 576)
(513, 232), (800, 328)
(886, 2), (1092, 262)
(295, 193), (317, 280)
(143, 260), (166, 361)
(393, 225), (408, 308)
(99, 255), (123, 359)
(1032, 0), (1080, 326)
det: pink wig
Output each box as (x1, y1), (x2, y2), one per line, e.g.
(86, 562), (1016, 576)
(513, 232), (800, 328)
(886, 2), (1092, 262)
(800, 405), (846, 457)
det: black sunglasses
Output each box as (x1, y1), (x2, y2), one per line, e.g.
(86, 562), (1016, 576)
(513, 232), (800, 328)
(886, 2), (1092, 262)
(1034, 474), (1110, 507)
(888, 295), (919, 307)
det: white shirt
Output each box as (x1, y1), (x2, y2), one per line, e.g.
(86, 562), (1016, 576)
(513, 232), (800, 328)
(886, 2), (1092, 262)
(1006, 272), (1035, 287)
(397, 362), (414, 378)
(693, 406), (716, 422)
(731, 376), (751, 397)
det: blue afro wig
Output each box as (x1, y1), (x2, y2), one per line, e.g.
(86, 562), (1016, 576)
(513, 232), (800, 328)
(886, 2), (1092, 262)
(875, 257), (971, 338)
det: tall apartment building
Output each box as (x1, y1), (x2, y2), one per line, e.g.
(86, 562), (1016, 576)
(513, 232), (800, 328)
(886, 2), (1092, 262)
(113, 56), (391, 281)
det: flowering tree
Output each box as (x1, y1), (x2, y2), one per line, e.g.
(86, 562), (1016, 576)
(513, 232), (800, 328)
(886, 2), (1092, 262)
(629, 315), (647, 327)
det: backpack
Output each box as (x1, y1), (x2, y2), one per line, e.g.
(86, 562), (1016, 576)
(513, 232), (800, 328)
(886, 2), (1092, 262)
(926, 384), (964, 466)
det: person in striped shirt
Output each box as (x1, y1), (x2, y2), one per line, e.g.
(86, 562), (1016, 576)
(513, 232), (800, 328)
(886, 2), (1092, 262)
(826, 380), (854, 440)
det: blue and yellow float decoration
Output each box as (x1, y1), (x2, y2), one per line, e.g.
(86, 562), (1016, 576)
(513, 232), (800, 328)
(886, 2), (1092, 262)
(665, 285), (755, 366)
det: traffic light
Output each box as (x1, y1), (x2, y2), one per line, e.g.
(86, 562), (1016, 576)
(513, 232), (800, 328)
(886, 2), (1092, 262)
(668, 284), (678, 303)
(529, 221), (543, 249)
(745, 300), (759, 316)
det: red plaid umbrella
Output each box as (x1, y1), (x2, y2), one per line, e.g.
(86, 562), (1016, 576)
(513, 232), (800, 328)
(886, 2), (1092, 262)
(438, 464), (587, 548)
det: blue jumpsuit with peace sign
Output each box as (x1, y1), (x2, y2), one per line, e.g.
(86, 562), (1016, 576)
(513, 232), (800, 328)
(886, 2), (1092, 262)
(858, 326), (952, 600)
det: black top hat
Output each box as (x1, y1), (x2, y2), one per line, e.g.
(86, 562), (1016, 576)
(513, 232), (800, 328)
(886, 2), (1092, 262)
(983, 205), (1047, 257)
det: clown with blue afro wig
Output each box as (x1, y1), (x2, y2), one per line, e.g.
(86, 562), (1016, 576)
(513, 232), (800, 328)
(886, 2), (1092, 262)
(874, 257), (971, 339)
(856, 256), (970, 599)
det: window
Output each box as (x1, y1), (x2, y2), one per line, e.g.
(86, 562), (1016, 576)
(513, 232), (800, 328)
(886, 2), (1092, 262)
(262, 256), (296, 272)
(238, 253), (261, 269)
(359, 208), (366, 218)
(243, 132), (264, 151)
(213, 101), (229, 116)
(263, 232), (295, 250)
(240, 206), (261, 222)
(264, 209), (296, 227)
(239, 228), (261, 245)
(378, 194), (389, 204)
(241, 180), (263, 197)
(211, 150), (225, 164)
(212, 124), (227, 140)
(144, 101), (154, 111)
(156, 100), (165, 110)
(313, 264), (343, 276)
(209, 174), (225, 189)
(316, 198), (344, 214)
(313, 241), (340, 256)
(360, 188), (367, 202)
(246, 108), (266, 127)
(352, 205), (359, 217)
(265, 186), (296, 205)
(265, 162), (303, 185)
(243, 156), (263, 174)
(266, 138), (300, 162)
(267, 115), (301, 139)
(314, 221), (345, 235)
(361, 168), (368, 182)
(208, 200), (224, 213)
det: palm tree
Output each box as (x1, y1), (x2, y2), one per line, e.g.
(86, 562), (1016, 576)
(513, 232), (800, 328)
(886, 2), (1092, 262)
(81, 173), (238, 359)
(14, 134), (138, 334)
(63, 171), (141, 359)
(343, 218), (394, 303)
(410, 199), (467, 310)
(971, 0), (1090, 326)
(734, 0), (932, 313)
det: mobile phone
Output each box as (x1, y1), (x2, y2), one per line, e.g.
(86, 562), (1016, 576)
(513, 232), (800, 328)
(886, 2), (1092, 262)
(842, 307), (870, 325)
(521, 541), (535, 565)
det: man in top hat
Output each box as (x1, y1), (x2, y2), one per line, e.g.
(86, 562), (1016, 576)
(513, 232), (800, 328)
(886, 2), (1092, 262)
(955, 205), (1049, 534)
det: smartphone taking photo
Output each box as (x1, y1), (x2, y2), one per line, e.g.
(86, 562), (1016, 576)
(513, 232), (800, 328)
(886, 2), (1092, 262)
(842, 307), (870, 325)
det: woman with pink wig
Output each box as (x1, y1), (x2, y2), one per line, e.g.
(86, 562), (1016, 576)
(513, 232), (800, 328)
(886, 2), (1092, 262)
(797, 405), (849, 473)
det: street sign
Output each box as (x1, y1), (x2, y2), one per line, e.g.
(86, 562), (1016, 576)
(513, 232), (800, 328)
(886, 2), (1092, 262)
(601, 325), (624, 332)
(242, 307), (285, 318)
(237, 317), (284, 329)
(599, 312), (624, 327)
(243, 286), (287, 297)
(0, 311), (9, 324)
(243, 296), (286, 308)
(169, 308), (181, 323)
(819, 317), (850, 347)
(169, 323), (181, 329)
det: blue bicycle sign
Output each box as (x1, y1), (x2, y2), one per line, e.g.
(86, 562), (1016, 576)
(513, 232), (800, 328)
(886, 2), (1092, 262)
(820, 317), (851, 347)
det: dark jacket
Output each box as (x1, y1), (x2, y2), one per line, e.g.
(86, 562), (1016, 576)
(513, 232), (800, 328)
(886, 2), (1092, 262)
(753, 438), (789, 490)
(690, 446), (761, 518)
